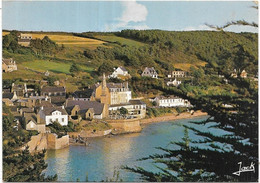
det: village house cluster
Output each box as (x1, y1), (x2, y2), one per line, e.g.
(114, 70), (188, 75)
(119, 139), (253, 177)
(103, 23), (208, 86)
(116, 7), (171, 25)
(3, 65), (195, 136)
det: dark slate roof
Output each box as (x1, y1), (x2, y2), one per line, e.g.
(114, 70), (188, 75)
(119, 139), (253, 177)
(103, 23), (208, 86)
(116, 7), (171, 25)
(72, 89), (94, 98)
(147, 67), (157, 74)
(50, 96), (66, 106)
(2, 92), (14, 99)
(66, 100), (104, 115)
(41, 86), (66, 93)
(129, 100), (146, 105)
(119, 66), (127, 72)
(40, 106), (68, 116)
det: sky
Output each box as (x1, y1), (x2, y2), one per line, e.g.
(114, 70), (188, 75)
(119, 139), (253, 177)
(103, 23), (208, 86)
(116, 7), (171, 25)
(2, 0), (259, 33)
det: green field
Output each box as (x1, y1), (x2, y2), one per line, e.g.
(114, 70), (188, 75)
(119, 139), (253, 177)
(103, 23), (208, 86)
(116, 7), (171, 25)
(94, 35), (146, 47)
(22, 60), (93, 74)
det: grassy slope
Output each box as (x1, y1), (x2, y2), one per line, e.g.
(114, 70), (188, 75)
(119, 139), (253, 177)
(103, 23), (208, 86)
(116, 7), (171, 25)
(94, 35), (146, 47)
(2, 30), (220, 92)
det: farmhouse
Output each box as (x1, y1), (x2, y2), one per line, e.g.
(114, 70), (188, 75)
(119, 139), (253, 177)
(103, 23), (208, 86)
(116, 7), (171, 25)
(18, 33), (32, 47)
(38, 106), (68, 126)
(141, 67), (158, 78)
(2, 58), (17, 72)
(109, 66), (131, 79)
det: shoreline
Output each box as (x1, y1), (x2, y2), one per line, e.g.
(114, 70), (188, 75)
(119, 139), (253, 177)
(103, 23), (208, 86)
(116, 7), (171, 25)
(140, 111), (208, 125)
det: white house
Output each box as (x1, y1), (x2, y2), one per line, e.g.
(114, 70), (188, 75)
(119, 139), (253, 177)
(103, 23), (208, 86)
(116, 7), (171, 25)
(109, 100), (146, 119)
(168, 71), (187, 78)
(38, 106), (68, 126)
(151, 96), (192, 108)
(109, 66), (130, 78)
(141, 67), (158, 78)
(166, 78), (182, 87)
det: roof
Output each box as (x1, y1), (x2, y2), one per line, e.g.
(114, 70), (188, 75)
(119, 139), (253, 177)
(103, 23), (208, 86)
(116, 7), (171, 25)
(40, 106), (68, 116)
(129, 100), (146, 105)
(66, 100), (104, 115)
(24, 112), (38, 124)
(143, 67), (157, 74)
(156, 95), (180, 100)
(110, 100), (146, 107)
(50, 96), (66, 105)
(119, 66), (127, 72)
(2, 92), (14, 99)
(106, 82), (128, 89)
(29, 95), (46, 99)
(72, 89), (94, 98)
(2, 58), (15, 65)
(37, 101), (55, 108)
(20, 107), (34, 113)
(41, 86), (66, 93)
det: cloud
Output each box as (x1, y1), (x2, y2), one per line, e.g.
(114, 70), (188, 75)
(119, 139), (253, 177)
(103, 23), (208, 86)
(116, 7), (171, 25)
(182, 25), (215, 31)
(119, 1), (148, 23)
(106, 0), (149, 31)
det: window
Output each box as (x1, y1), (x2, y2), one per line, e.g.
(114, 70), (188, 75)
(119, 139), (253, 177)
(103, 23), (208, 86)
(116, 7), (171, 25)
(62, 118), (64, 122)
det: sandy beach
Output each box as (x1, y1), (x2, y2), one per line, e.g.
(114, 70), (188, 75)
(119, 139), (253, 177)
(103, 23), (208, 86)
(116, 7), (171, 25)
(140, 111), (208, 124)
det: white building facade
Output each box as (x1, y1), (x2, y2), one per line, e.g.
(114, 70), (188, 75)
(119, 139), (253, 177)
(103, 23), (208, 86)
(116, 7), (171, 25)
(39, 107), (68, 126)
(153, 96), (192, 108)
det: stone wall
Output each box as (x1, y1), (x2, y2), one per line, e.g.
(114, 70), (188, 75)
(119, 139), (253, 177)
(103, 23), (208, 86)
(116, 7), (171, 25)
(22, 133), (69, 153)
(107, 118), (142, 133)
(47, 133), (69, 149)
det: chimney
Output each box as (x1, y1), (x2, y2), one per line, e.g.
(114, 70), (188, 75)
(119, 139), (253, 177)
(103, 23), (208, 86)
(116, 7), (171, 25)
(61, 105), (64, 109)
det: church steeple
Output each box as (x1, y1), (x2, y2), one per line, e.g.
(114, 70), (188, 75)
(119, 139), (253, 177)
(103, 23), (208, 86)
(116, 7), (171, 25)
(102, 73), (107, 95)
(100, 73), (108, 118)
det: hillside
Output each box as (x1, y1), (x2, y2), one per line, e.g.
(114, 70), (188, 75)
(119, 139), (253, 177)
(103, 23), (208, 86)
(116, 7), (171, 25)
(2, 30), (258, 92)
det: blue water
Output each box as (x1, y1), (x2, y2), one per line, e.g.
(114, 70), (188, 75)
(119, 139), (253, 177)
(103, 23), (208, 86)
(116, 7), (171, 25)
(43, 116), (229, 181)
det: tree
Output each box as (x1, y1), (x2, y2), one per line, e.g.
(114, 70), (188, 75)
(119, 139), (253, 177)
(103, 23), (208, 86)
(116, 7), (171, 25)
(124, 2), (258, 182)
(97, 62), (114, 75)
(46, 76), (59, 86)
(3, 104), (57, 181)
(119, 107), (128, 115)
(70, 63), (80, 73)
